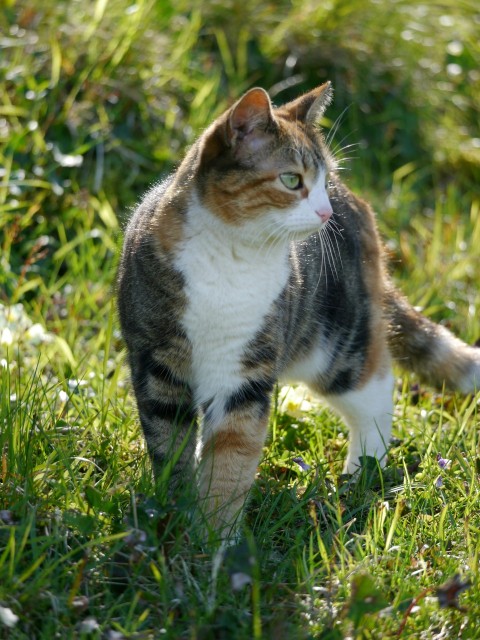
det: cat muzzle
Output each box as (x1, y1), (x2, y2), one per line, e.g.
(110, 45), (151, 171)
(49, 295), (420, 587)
(315, 207), (333, 223)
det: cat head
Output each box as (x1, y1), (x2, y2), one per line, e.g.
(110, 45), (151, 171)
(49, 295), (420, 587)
(196, 83), (334, 242)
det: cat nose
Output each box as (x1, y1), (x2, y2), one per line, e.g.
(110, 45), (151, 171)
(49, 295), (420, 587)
(315, 207), (333, 222)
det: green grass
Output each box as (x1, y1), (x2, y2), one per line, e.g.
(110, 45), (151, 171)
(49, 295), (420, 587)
(1, 0), (480, 638)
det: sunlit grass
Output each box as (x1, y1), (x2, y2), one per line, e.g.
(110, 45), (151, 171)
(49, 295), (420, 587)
(1, 0), (479, 637)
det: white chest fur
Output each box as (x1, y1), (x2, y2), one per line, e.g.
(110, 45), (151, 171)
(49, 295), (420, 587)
(173, 203), (290, 425)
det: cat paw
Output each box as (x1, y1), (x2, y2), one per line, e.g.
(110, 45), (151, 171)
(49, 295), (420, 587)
(343, 453), (387, 476)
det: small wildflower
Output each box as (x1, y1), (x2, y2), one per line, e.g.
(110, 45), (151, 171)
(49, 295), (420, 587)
(70, 595), (89, 613)
(68, 379), (88, 390)
(53, 145), (83, 168)
(437, 453), (451, 469)
(0, 606), (19, 628)
(77, 617), (99, 634)
(0, 510), (15, 525)
(292, 456), (312, 472)
(0, 303), (53, 349)
(0, 327), (13, 346)
(26, 323), (52, 345)
(124, 528), (147, 548)
(231, 571), (253, 591)
(224, 541), (256, 593)
(435, 476), (444, 488)
(105, 631), (126, 640)
(279, 385), (320, 418)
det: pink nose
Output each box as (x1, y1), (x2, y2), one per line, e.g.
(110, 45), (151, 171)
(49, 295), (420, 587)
(316, 207), (332, 222)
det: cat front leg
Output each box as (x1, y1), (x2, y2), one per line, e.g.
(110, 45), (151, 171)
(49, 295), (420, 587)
(130, 348), (198, 497)
(198, 381), (273, 538)
(323, 369), (395, 474)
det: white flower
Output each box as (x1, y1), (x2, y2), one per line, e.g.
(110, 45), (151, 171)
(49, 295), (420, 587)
(0, 303), (54, 349)
(231, 572), (253, 591)
(279, 385), (320, 418)
(26, 323), (52, 345)
(0, 327), (13, 346)
(0, 605), (19, 628)
(78, 618), (100, 633)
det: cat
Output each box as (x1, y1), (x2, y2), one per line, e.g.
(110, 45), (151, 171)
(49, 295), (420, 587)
(117, 82), (480, 538)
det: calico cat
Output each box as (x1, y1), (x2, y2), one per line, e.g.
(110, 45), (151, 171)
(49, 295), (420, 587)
(117, 83), (480, 537)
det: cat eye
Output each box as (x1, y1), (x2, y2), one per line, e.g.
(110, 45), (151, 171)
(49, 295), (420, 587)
(279, 173), (303, 190)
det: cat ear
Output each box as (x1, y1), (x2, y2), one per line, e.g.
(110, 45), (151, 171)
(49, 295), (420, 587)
(200, 89), (274, 165)
(284, 82), (333, 125)
(227, 87), (274, 148)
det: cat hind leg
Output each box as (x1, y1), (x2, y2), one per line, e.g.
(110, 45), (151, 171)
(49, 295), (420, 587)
(323, 370), (395, 474)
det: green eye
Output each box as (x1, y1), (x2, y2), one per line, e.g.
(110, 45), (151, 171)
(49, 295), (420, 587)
(280, 173), (303, 190)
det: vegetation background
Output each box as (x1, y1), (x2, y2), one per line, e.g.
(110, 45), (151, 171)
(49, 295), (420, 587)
(1, 0), (479, 637)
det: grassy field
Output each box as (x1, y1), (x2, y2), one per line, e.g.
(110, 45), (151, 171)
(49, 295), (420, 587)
(1, 0), (480, 638)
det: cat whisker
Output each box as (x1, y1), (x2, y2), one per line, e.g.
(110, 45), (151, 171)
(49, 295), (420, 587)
(328, 217), (345, 236)
(330, 132), (359, 154)
(328, 226), (345, 245)
(314, 229), (332, 293)
(335, 150), (360, 161)
(316, 232), (328, 293)
(321, 224), (342, 283)
(334, 153), (359, 165)
(335, 164), (356, 172)
(325, 104), (351, 147)
(329, 135), (359, 172)
(327, 223), (344, 273)
(331, 153), (359, 170)
(331, 141), (360, 156)
(320, 231), (335, 283)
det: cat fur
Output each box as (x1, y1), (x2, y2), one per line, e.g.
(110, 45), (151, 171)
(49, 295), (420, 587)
(117, 83), (480, 535)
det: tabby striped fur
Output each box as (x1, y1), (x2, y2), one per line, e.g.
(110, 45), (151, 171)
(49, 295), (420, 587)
(117, 83), (480, 537)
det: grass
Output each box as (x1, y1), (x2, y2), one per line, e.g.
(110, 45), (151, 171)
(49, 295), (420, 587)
(1, 0), (480, 637)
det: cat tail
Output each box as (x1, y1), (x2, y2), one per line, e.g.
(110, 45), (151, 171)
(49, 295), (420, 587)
(384, 285), (480, 394)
